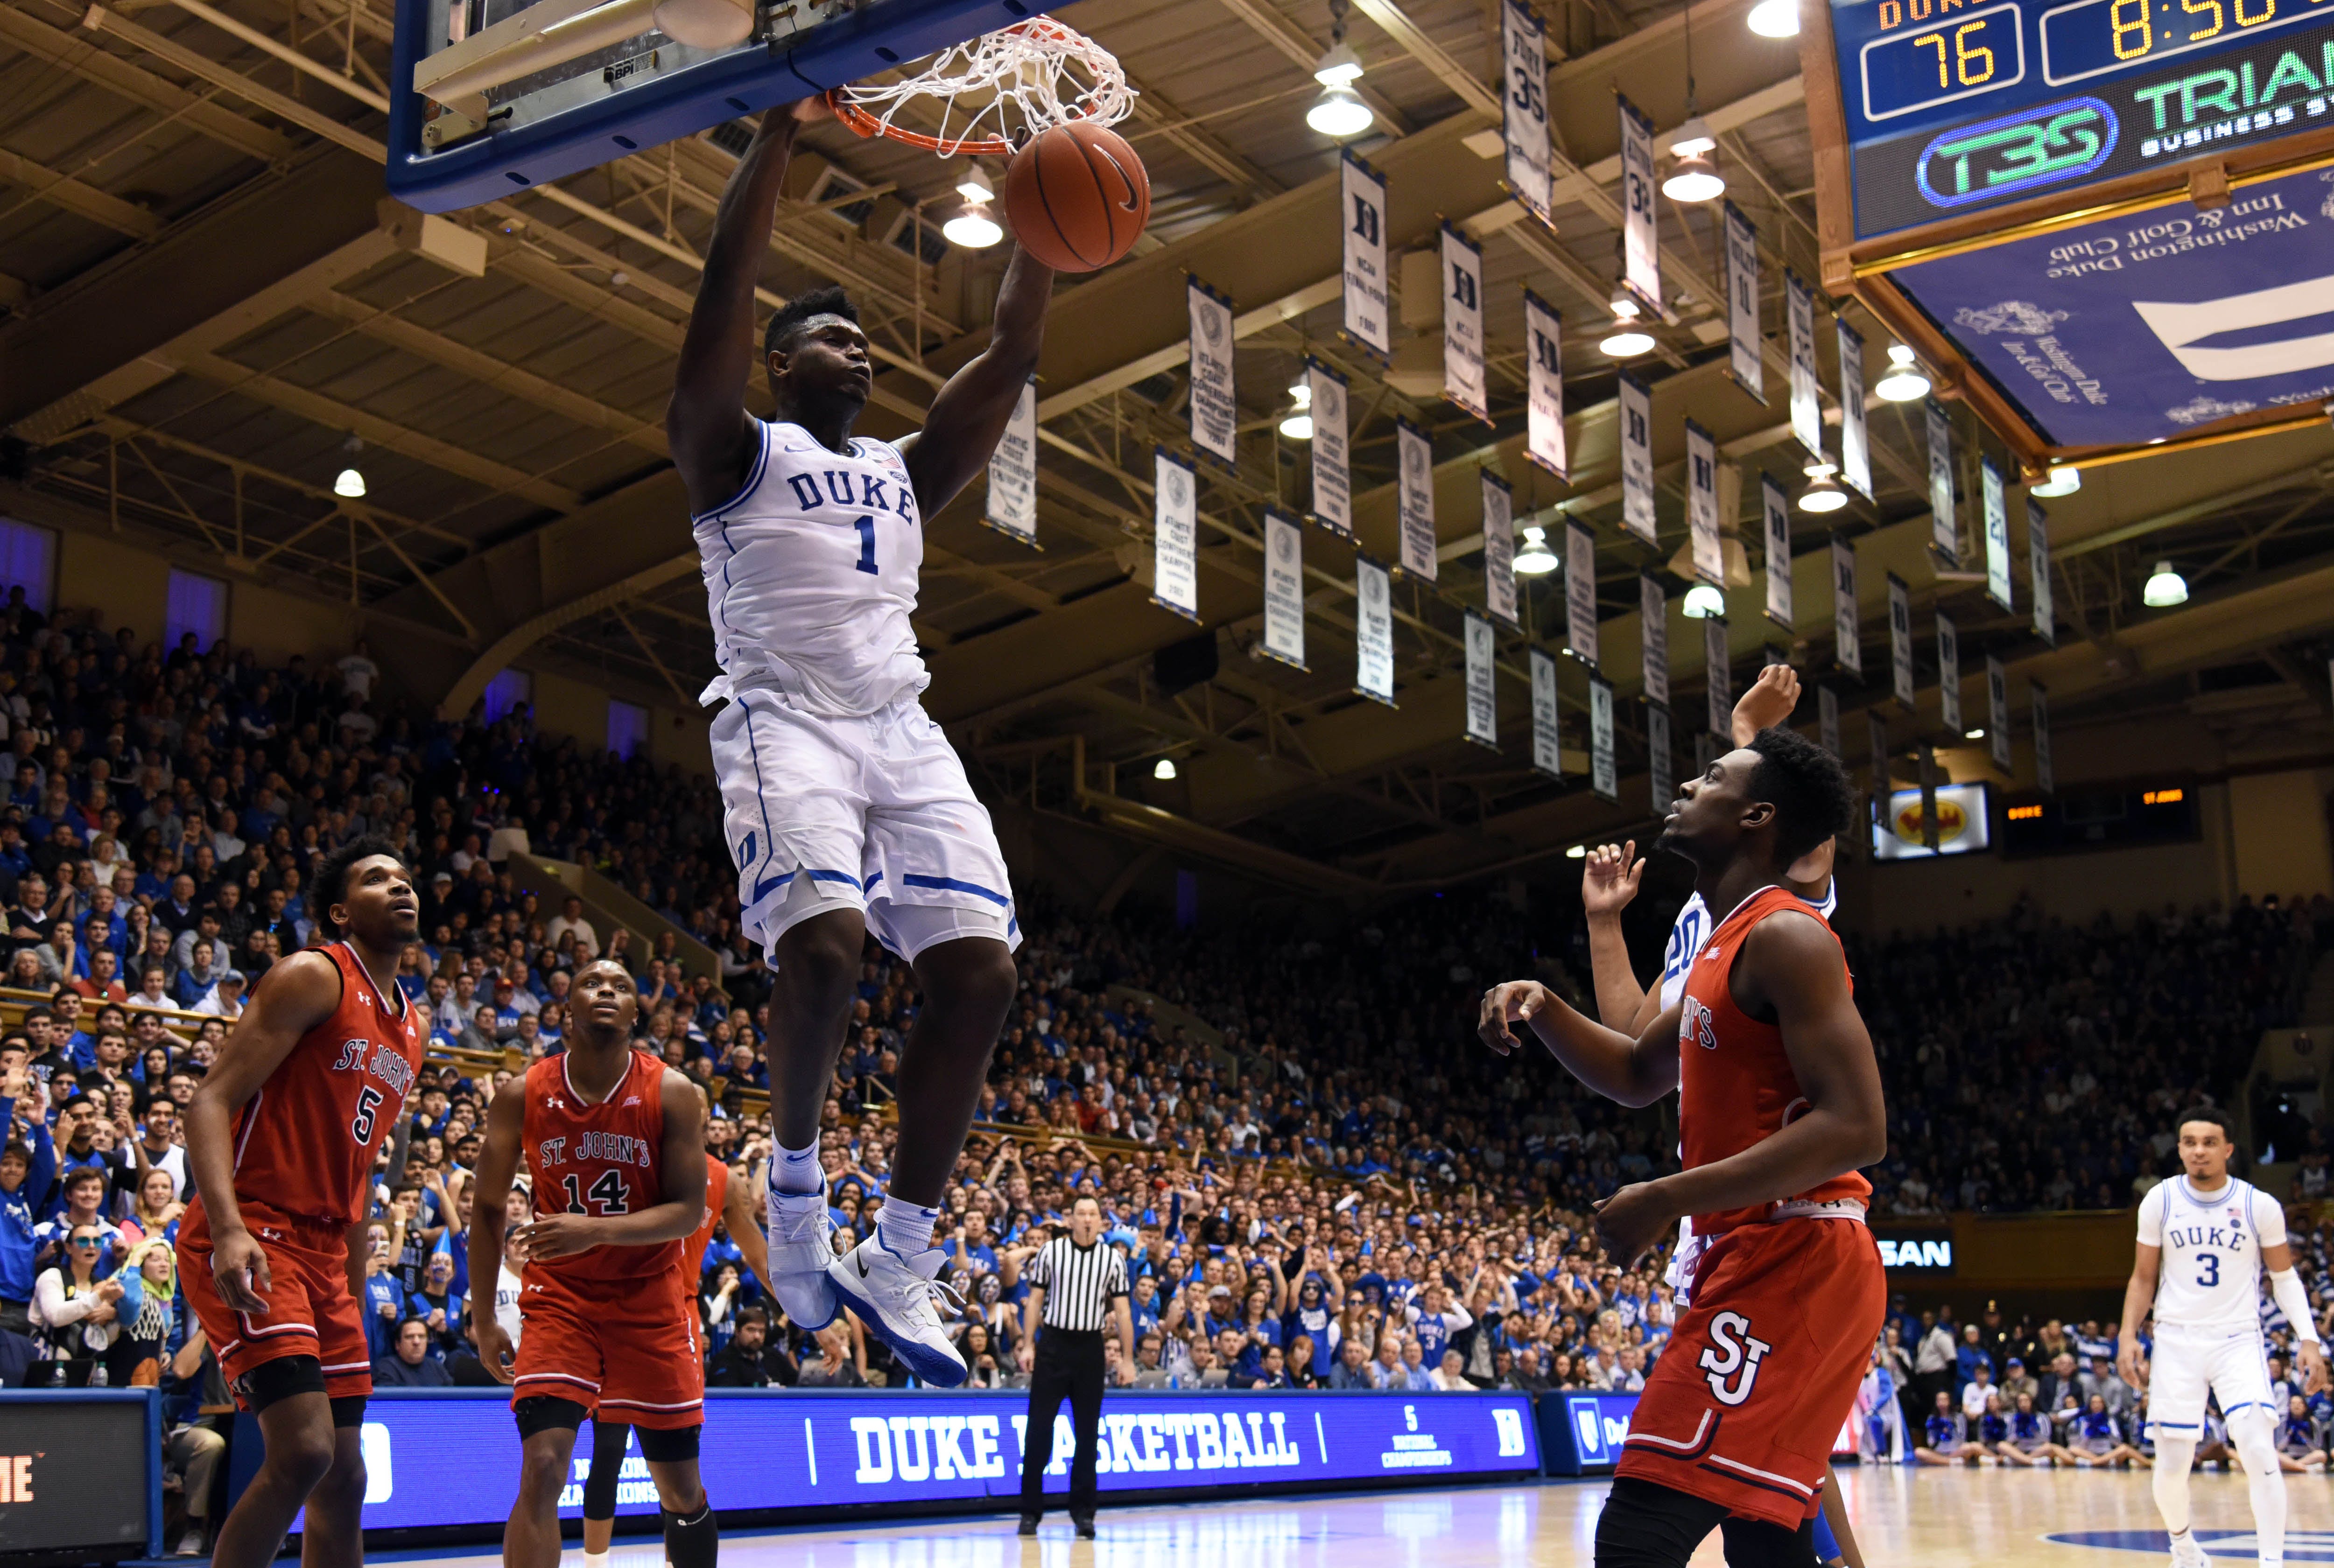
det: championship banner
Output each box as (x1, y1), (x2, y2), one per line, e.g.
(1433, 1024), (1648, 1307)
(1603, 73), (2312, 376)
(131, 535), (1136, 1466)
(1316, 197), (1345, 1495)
(1261, 509), (1306, 670)
(1529, 646), (1562, 778)
(1307, 359), (1352, 538)
(1152, 448), (1199, 621)
(1762, 472), (1793, 630)
(2029, 499), (2055, 646)
(2032, 681), (2053, 795)
(1887, 572), (1914, 710)
(1686, 420), (1722, 586)
(1500, 0), (1553, 227)
(1705, 615), (1730, 738)
(1565, 519), (1598, 668)
(1355, 553), (1395, 705)
(1819, 684), (1841, 758)
(983, 379), (1038, 546)
(1647, 701), (1673, 813)
(1589, 676), (1617, 802)
(1986, 654), (2011, 773)
(1981, 457), (2012, 612)
(1837, 320), (1872, 501)
(1786, 271), (1822, 461)
(1640, 573), (1670, 708)
(1188, 278), (1237, 468)
(1340, 150), (1391, 357)
(1524, 291), (1568, 479)
(1463, 612), (1497, 748)
(1924, 401), (1956, 564)
(1442, 224), (1488, 422)
(1724, 204), (1764, 403)
(1617, 96), (1660, 316)
(1936, 613), (1961, 736)
(1396, 419), (1436, 581)
(1618, 373), (1655, 546)
(1832, 538), (1861, 676)
(1869, 707), (1891, 794)
(1481, 472), (1518, 628)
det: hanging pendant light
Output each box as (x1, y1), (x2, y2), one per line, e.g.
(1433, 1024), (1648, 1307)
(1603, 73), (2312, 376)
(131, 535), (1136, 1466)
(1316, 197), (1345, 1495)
(333, 434), (366, 498)
(2143, 560), (2189, 607)
(1279, 381), (1314, 441)
(1153, 757), (1179, 780)
(2031, 464), (2082, 497)
(1514, 525), (1558, 574)
(1798, 460), (1848, 514)
(1661, 11), (1725, 202)
(1682, 583), (1725, 618)
(1874, 343), (1931, 402)
(1746, 0), (1800, 35)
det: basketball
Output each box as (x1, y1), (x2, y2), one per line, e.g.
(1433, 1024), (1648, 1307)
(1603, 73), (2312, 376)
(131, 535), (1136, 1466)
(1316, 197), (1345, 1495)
(1001, 122), (1150, 273)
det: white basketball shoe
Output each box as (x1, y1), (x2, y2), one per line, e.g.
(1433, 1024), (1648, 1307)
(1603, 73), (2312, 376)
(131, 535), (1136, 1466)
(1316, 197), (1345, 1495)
(826, 1237), (968, 1387)
(764, 1186), (839, 1331)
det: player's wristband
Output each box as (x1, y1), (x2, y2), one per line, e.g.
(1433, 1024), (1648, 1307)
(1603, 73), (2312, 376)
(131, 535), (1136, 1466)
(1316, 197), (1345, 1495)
(2270, 1267), (2322, 1344)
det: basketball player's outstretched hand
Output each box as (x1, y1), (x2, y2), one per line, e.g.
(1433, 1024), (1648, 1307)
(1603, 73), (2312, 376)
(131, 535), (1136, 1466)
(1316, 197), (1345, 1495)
(1581, 842), (1644, 917)
(211, 1227), (273, 1315)
(1477, 981), (1551, 1057)
(2115, 1336), (2147, 1393)
(471, 1318), (517, 1385)
(1593, 1182), (1677, 1270)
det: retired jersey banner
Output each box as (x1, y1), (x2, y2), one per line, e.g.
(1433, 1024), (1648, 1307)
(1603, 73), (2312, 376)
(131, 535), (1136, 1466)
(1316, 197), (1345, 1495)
(1887, 572), (1914, 710)
(1463, 612), (1497, 748)
(1618, 373), (1655, 546)
(1340, 151), (1390, 357)
(1647, 701), (1673, 813)
(1524, 291), (1568, 479)
(1936, 613), (1961, 735)
(1396, 420), (1436, 581)
(1981, 457), (2012, 611)
(1837, 321), (1872, 501)
(1355, 553), (1395, 705)
(1832, 537), (1861, 676)
(2032, 682), (2053, 794)
(1482, 472), (1518, 628)
(1529, 647), (1562, 778)
(1443, 224), (1488, 422)
(1500, 0), (1553, 227)
(1261, 510), (1306, 670)
(1188, 279), (1237, 468)
(2029, 499), (2055, 646)
(1819, 683), (1841, 758)
(982, 378), (1039, 546)
(1306, 359), (1351, 538)
(1686, 420), (1722, 586)
(1924, 401), (1956, 564)
(1786, 272), (1822, 461)
(1152, 448), (1199, 621)
(1617, 96), (1660, 317)
(1564, 519), (1599, 668)
(1762, 472), (1793, 630)
(1704, 615), (1730, 738)
(1724, 204), (1764, 403)
(1589, 676), (1617, 802)
(1640, 573), (1670, 708)
(1987, 654), (2011, 773)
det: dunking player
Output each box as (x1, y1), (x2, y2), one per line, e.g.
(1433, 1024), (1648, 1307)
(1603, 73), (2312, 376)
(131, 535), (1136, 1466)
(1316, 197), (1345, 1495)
(180, 837), (423, 1568)
(668, 98), (1051, 1385)
(1480, 730), (1885, 1566)
(468, 961), (715, 1568)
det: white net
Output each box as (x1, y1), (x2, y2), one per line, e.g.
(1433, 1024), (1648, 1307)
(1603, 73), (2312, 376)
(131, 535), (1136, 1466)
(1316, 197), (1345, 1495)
(828, 18), (1134, 156)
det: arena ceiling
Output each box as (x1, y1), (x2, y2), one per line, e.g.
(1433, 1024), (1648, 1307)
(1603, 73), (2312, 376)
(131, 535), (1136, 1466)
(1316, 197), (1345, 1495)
(2, 0), (2332, 895)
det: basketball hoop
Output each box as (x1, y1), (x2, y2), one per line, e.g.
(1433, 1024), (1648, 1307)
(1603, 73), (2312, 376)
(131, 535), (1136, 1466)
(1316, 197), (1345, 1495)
(824, 17), (1134, 158)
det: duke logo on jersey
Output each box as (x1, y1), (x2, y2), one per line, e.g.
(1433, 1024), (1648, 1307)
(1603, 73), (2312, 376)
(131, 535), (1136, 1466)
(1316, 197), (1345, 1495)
(2137, 1174), (2284, 1440)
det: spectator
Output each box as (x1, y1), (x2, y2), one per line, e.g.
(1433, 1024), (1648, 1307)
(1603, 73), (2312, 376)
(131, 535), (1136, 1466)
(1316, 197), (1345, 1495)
(31, 1222), (121, 1378)
(707, 1308), (795, 1387)
(373, 1318), (453, 1387)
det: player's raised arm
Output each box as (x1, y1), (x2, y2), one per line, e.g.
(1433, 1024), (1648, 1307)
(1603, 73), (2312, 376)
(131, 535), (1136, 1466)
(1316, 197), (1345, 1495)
(517, 1071), (708, 1259)
(1476, 978), (1682, 1109)
(896, 242), (1055, 514)
(1580, 842), (1655, 1030)
(1732, 663), (1801, 747)
(724, 1152), (771, 1289)
(467, 1078), (527, 1381)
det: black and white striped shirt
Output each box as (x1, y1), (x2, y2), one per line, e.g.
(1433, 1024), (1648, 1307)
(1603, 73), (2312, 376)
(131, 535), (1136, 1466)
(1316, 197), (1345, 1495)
(1026, 1236), (1128, 1332)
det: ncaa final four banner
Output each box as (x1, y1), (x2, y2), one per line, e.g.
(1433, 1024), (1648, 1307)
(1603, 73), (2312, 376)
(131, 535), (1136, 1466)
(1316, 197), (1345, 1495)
(1887, 572), (1915, 710)
(1639, 572), (1670, 707)
(1187, 278), (1237, 468)
(1481, 472), (1518, 629)
(1261, 510), (1307, 670)
(1306, 359), (1351, 538)
(1499, 0), (1553, 227)
(1724, 204), (1764, 403)
(982, 379), (1038, 547)
(1924, 401), (1957, 564)
(1786, 271), (1822, 461)
(1528, 646), (1563, 778)
(1981, 457), (2013, 612)
(1704, 615), (1730, 739)
(1396, 419), (1436, 581)
(1463, 612), (1498, 748)
(1442, 225), (1489, 423)
(1987, 654), (2012, 774)
(1340, 150), (1390, 358)
(1646, 701), (1673, 814)
(1616, 95), (1660, 316)
(1837, 321), (1872, 501)
(1565, 519), (1598, 668)
(1354, 553), (1396, 706)
(1832, 537), (1862, 676)
(1936, 613), (1961, 736)
(1589, 676), (1617, 802)
(1762, 472), (1792, 630)
(1618, 372), (1655, 546)
(1685, 420), (1722, 586)
(1152, 448), (1199, 622)
(1818, 684), (1841, 758)
(1524, 291), (1568, 479)
(2029, 498), (2055, 645)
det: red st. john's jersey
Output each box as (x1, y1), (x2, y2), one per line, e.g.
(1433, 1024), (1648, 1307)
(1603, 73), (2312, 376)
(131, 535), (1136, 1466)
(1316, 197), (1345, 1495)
(193, 942), (422, 1232)
(1676, 882), (1871, 1236)
(522, 1049), (681, 1286)
(682, 1155), (729, 1282)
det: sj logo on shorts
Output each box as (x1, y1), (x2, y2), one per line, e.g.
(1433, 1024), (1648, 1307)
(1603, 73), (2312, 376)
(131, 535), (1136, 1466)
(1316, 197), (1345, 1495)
(1699, 1311), (1772, 1407)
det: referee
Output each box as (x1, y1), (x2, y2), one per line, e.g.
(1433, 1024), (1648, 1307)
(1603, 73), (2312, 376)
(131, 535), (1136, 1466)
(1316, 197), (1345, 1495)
(1016, 1196), (1133, 1539)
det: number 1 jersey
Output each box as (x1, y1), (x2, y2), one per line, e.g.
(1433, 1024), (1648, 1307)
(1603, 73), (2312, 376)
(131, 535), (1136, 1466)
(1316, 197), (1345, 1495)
(521, 1050), (679, 1287)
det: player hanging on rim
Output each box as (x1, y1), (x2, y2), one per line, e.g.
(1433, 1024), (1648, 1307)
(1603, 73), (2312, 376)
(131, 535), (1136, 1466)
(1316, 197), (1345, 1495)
(468, 961), (715, 1568)
(667, 95), (1052, 1386)
(2119, 1106), (2327, 1568)
(179, 836), (424, 1568)
(1480, 729), (1884, 1568)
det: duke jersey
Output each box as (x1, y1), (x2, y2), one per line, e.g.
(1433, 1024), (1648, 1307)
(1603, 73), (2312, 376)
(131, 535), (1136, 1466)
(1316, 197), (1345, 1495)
(521, 1050), (680, 1287)
(1659, 882), (1840, 1012)
(2137, 1175), (2285, 1328)
(694, 420), (927, 718)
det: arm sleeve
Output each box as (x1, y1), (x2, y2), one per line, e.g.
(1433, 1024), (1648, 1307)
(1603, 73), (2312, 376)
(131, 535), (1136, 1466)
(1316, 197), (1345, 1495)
(2271, 1266), (2320, 1343)
(2135, 1184), (2165, 1247)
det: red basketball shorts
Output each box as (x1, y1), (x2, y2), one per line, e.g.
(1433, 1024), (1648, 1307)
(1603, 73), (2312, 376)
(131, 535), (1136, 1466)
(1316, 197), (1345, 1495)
(512, 1272), (704, 1429)
(180, 1211), (373, 1407)
(1616, 1215), (1884, 1528)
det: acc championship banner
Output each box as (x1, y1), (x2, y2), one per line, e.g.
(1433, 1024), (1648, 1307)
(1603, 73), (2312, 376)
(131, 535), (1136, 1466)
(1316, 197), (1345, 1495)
(1724, 204), (1763, 402)
(1355, 553), (1396, 705)
(1837, 321), (1872, 500)
(1153, 449), (1198, 621)
(1565, 519), (1598, 667)
(1617, 95), (1660, 315)
(1685, 420), (1722, 584)
(1647, 701), (1673, 813)
(1618, 372), (1655, 546)
(1987, 654), (2012, 773)
(1762, 472), (1792, 630)
(1500, 0), (1553, 227)
(1188, 279), (1237, 467)
(1340, 150), (1390, 357)
(1529, 647), (1563, 778)
(983, 379), (1038, 546)
(1640, 573), (1670, 707)
(2033, 681), (2053, 794)
(1443, 224), (1488, 422)
(1524, 290), (1568, 478)
(1819, 684), (1841, 758)
(1888, 164), (2334, 450)
(1589, 676), (1617, 802)
(1396, 419), (1436, 581)
(1463, 612), (1497, 748)
(1981, 456), (2012, 610)
(1936, 613), (1961, 735)
(1262, 510), (1306, 670)
(1704, 615), (1730, 738)
(1832, 537), (1862, 675)
(1924, 401), (1956, 562)
(2029, 499), (2054, 644)
(1482, 473), (1518, 627)
(1786, 271), (1822, 460)
(1887, 571), (1914, 709)
(1307, 359), (1352, 538)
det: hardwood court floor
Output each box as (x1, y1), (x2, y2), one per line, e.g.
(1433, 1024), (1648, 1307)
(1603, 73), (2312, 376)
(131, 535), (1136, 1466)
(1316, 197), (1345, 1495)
(387, 1467), (2334, 1568)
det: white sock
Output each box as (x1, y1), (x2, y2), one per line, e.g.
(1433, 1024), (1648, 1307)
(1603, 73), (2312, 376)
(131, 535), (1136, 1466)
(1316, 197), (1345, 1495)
(770, 1139), (823, 1196)
(583, 1554), (609, 1568)
(2155, 1435), (2197, 1534)
(878, 1194), (939, 1256)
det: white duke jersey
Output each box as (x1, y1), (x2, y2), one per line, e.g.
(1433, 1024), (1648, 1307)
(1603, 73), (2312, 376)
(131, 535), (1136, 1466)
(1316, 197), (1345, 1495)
(694, 420), (928, 717)
(1658, 883), (1841, 1011)
(2138, 1175), (2284, 1328)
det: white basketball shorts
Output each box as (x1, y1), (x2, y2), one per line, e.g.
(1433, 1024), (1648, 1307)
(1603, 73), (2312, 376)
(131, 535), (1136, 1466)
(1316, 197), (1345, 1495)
(2146, 1320), (2277, 1438)
(710, 685), (1019, 961)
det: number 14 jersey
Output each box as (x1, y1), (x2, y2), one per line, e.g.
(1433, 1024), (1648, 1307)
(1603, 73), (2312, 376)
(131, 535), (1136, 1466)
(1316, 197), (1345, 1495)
(521, 1050), (678, 1286)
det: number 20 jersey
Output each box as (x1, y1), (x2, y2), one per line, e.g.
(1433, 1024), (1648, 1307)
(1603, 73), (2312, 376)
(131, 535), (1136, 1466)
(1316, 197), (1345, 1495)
(520, 1050), (678, 1287)
(693, 419), (928, 719)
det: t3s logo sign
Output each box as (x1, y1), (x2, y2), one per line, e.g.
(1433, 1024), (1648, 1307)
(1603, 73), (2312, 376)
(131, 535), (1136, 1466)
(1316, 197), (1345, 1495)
(1917, 98), (2118, 207)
